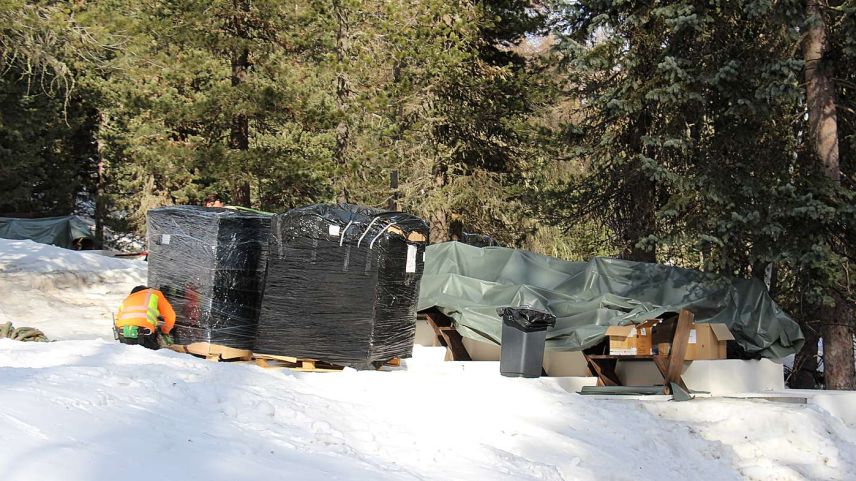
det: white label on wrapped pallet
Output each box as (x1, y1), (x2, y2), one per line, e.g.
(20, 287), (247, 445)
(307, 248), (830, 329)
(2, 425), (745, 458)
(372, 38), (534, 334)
(328, 224), (340, 236)
(688, 329), (697, 344)
(406, 244), (417, 273)
(161, 234), (171, 245)
(639, 328), (646, 336)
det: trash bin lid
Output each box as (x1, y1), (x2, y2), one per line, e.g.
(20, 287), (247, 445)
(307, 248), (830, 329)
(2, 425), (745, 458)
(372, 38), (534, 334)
(496, 306), (557, 331)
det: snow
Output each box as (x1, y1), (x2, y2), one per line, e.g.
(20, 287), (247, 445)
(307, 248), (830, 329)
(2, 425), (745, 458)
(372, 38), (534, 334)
(0, 239), (145, 339)
(1, 238), (855, 481)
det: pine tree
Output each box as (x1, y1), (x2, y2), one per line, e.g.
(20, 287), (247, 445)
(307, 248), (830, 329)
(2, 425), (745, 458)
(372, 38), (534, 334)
(549, 0), (856, 381)
(91, 0), (339, 228)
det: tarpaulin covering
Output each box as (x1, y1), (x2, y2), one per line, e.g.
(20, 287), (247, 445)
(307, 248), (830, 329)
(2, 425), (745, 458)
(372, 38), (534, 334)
(417, 242), (804, 359)
(0, 216), (93, 249)
(255, 204), (429, 369)
(147, 206), (270, 350)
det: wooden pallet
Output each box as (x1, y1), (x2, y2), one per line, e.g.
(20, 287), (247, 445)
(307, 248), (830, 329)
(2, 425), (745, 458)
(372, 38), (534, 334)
(253, 353), (402, 372)
(168, 342), (253, 362)
(170, 343), (401, 372)
(252, 353), (345, 372)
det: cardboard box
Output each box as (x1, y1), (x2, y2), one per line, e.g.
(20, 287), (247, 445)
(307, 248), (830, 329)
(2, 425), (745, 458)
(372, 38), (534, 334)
(607, 320), (656, 355)
(685, 323), (734, 360)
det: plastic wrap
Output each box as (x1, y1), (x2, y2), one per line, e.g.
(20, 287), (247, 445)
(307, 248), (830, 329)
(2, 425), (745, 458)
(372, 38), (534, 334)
(146, 206), (271, 350)
(255, 204), (429, 369)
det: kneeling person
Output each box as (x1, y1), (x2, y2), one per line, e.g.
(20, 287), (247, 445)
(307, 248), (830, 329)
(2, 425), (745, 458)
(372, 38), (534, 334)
(114, 285), (176, 350)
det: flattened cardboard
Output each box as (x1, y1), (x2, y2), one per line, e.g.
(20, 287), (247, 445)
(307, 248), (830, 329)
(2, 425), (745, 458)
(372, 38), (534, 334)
(710, 323), (735, 341)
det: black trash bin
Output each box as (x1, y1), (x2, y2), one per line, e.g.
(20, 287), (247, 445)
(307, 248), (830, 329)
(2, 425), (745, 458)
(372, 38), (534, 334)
(497, 307), (557, 378)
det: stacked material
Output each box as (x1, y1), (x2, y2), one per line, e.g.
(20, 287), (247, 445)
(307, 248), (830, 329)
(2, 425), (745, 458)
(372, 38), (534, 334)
(417, 242), (805, 359)
(255, 204), (429, 369)
(147, 206), (270, 350)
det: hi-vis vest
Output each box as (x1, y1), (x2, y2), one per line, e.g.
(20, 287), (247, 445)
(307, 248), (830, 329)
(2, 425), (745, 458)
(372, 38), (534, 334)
(115, 289), (176, 334)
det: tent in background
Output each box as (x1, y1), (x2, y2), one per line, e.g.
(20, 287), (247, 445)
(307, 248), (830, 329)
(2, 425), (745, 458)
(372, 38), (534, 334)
(0, 216), (94, 249)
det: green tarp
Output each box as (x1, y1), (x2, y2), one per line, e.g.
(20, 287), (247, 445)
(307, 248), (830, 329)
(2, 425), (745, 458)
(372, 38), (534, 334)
(0, 216), (93, 249)
(417, 242), (804, 359)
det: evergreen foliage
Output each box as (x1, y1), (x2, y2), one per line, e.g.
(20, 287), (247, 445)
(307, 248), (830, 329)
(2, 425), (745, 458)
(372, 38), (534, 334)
(548, 0), (855, 386)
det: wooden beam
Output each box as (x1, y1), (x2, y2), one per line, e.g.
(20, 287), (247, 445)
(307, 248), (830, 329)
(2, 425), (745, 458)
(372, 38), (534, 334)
(664, 309), (693, 393)
(584, 354), (621, 386)
(424, 311), (472, 361)
(170, 342), (253, 361)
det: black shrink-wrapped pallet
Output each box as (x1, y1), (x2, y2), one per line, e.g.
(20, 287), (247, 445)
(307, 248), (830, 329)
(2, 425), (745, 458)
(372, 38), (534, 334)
(255, 204), (429, 369)
(146, 206), (271, 350)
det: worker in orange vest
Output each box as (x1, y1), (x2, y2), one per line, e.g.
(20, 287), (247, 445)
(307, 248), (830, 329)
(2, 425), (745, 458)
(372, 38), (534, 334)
(114, 285), (176, 350)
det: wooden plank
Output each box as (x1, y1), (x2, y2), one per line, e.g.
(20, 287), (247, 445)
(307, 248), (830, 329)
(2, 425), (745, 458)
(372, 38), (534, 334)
(288, 367), (344, 373)
(652, 355), (670, 379)
(586, 355), (658, 361)
(424, 311), (471, 361)
(601, 358), (622, 385)
(254, 353), (399, 371)
(252, 356), (344, 372)
(170, 342), (253, 361)
(664, 309), (693, 393)
(584, 354), (620, 386)
(254, 353), (301, 363)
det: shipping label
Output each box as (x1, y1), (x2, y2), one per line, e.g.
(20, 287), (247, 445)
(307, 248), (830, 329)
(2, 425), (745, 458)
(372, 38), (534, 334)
(406, 244), (417, 273)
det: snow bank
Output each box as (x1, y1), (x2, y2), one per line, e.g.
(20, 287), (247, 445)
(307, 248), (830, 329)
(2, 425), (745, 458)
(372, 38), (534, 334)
(1, 342), (854, 481)
(0, 239), (145, 339)
(645, 399), (856, 481)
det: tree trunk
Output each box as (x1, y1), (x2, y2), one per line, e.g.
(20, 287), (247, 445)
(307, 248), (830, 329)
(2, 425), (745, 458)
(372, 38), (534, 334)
(429, 162), (449, 243)
(821, 295), (855, 390)
(429, 211), (449, 244)
(790, 320), (820, 389)
(333, 0), (350, 203)
(621, 145), (657, 262)
(803, 2), (840, 182)
(94, 111), (106, 249)
(229, 0), (251, 207)
(803, 0), (854, 389)
(617, 105), (657, 263)
(388, 170), (399, 211)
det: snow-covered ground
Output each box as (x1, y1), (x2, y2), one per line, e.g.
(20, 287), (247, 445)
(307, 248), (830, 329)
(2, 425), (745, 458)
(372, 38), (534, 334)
(0, 239), (145, 339)
(1, 238), (855, 481)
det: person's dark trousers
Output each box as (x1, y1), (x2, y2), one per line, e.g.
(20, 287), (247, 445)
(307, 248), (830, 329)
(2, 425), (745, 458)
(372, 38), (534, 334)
(117, 330), (161, 350)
